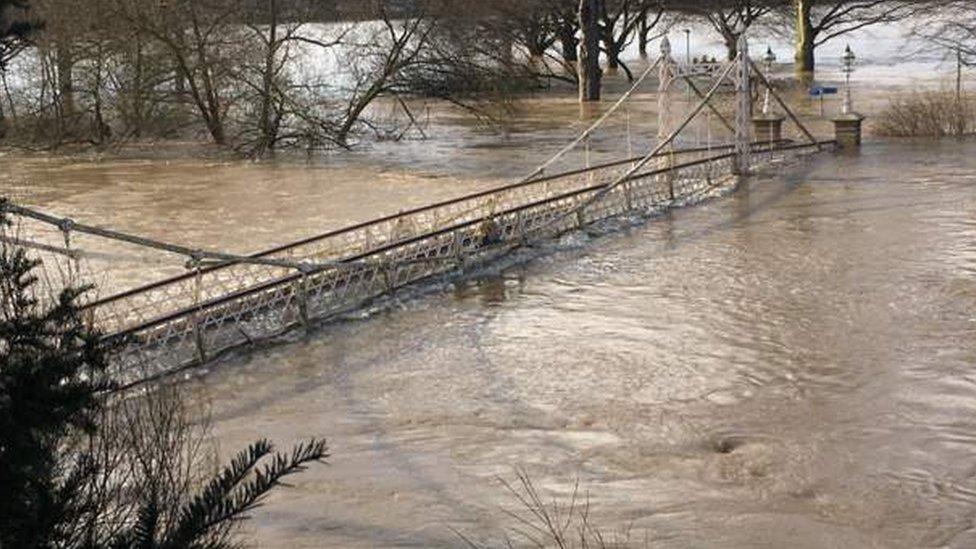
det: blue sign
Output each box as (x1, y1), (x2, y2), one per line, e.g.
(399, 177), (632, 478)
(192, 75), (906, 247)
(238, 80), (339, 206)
(809, 86), (839, 97)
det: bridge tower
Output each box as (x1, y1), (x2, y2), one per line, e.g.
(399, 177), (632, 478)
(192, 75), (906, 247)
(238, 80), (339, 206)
(657, 37), (675, 156)
(733, 33), (752, 176)
(657, 36), (677, 196)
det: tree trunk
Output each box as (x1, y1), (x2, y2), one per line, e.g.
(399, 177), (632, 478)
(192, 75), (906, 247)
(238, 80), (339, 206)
(130, 37), (145, 138)
(55, 43), (75, 122)
(526, 20), (547, 59)
(174, 54), (186, 97)
(603, 32), (620, 73)
(605, 47), (620, 72)
(638, 12), (649, 57)
(578, 0), (601, 102)
(558, 20), (578, 64)
(258, 0), (279, 153)
(794, 0), (815, 74)
(205, 114), (226, 145)
(724, 33), (738, 62)
(91, 45), (110, 145)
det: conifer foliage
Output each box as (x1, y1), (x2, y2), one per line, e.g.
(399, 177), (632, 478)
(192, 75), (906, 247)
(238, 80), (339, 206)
(0, 201), (328, 548)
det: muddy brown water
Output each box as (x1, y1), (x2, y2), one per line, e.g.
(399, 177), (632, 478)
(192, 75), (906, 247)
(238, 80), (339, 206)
(175, 140), (972, 548)
(3, 57), (976, 547)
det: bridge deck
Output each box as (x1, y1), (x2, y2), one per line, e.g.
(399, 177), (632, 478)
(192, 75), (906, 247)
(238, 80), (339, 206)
(77, 140), (829, 384)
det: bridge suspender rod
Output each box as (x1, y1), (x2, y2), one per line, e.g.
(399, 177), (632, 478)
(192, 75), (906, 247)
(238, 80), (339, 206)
(681, 75), (735, 134)
(747, 58), (818, 146)
(519, 56), (663, 184)
(528, 59), (738, 239)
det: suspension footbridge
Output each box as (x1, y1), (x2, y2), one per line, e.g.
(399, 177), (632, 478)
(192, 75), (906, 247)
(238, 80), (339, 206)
(3, 37), (836, 385)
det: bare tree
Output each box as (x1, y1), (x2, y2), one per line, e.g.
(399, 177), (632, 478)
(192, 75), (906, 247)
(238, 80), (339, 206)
(0, 0), (34, 137)
(910, 0), (976, 61)
(601, 0), (667, 80)
(0, 0), (32, 70)
(699, 0), (782, 61)
(792, 0), (920, 73)
(507, 1), (560, 61)
(118, 0), (248, 145)
(555, 1), (580, 66)
(235, 0), (312, 155)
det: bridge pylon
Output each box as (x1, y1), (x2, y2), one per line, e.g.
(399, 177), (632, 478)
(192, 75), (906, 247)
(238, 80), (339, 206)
(733, 33), (752, 176)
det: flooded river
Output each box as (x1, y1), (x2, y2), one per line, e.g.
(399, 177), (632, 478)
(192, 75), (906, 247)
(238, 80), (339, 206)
(177, 140), (974, 547)
(3, 32), (976, 546)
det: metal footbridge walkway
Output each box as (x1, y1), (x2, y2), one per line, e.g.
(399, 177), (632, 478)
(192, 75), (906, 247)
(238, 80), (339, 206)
(3, 37), (834, 385)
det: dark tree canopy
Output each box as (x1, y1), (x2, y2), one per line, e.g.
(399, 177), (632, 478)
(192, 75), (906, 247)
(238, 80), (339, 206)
(0, 0), (35, 69)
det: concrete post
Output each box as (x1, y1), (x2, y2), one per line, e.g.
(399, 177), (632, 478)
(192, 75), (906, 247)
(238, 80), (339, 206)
(832, 113), (864, 150)
(752, 115), (785, 143)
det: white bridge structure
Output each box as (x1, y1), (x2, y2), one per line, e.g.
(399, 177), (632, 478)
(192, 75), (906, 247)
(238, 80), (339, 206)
(3, 36), (836, 386)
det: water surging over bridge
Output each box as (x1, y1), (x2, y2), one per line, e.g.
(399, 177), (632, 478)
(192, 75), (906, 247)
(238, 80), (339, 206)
(3, 36), (834, 386)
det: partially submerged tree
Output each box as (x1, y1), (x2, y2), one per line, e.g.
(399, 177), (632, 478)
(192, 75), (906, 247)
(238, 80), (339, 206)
(579, 0), (601, 101)
(791, 0), (920, 73)
(554, 1), (580, 67)
(701, 0), (782, 61)
(600, 0), (667, 79)
(0, 0), (34, 137)
(0, 0), (32, 70)
(116, 0), (247, 145)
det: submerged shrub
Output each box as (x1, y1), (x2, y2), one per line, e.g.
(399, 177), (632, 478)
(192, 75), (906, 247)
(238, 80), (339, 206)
(875, 91), (976, 137)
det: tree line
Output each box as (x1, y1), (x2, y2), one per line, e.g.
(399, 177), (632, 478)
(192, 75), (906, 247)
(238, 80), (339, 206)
(0, 0), (964, 154)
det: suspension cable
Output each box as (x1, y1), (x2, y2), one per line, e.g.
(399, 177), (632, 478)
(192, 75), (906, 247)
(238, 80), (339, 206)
(1, 201), (341, 273)
(526, 58), (739, 240)
(519, 56), (662, 183)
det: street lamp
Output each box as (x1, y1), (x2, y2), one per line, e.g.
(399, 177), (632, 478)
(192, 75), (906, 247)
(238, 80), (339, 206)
(762, 46), (776, 115)
(842, 44), (856, 115)
(683, 29), (691, 101)
(683, 29), (691, 64)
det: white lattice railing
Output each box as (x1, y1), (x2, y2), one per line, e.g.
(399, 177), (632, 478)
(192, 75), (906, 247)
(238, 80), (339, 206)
(99, 140), (830, 385)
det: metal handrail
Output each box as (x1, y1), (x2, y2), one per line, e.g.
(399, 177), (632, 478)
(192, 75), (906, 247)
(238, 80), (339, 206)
(82, 140), (792, 310)
(104, 140), (831, 341)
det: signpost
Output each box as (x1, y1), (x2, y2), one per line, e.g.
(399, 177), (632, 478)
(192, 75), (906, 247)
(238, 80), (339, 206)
(809, 85), (838, 116)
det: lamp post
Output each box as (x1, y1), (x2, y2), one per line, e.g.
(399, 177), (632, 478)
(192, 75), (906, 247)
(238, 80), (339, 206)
(842, 44), (856, 115)
(683, 29), (691, 64)
(683, 29), (691, 101)
(832, 44), (863, 150)
(762, 46), (776, 116)
(752, 45), (784, 145)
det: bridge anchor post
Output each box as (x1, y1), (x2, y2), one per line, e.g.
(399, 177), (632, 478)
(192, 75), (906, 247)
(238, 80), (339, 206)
(753, 115), (785, 143)
(832, 113), (864, 150)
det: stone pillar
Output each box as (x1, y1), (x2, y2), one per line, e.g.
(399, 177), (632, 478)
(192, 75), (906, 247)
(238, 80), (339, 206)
(752, 115), (785, 143)
(832, 113), (864, 150)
